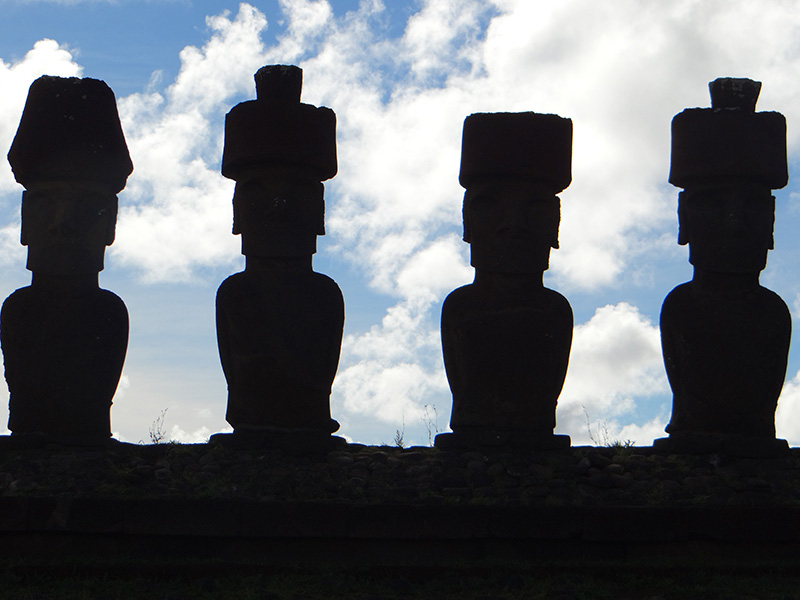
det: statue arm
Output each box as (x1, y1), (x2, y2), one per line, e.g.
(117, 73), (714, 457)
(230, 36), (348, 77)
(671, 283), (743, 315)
(215, 285), (234, 389)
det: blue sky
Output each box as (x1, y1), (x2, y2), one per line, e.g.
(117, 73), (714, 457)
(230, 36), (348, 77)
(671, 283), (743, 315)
(1, 0), (800, 446)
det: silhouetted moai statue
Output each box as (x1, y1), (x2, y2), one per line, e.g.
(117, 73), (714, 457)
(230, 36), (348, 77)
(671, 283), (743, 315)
(1, 76), (132, 445)
(212, 65), (345, 450)
(435, 112), (573, 450)
(655, 78), (791, 457)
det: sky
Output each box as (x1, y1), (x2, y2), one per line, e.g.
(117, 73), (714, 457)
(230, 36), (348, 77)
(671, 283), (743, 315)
(1, 0), (800, 447)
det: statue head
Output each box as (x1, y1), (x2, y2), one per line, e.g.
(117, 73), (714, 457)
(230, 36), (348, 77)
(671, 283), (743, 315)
(670, 78), (787, 274)
(21, 182), (118, 275)
(677, 183), (775, 273)
(463, 177), (560, 273)
(222, 65), (336, 258)
(232, 164), (324, 257)
(7, 75), (132, 275)
(458, 112), (571, 274)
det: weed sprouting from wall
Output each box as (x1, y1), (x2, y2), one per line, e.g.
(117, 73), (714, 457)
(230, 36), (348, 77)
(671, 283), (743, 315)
(583, 406), (634, 448)
(148, 408), (170, 444)
(422, 404), (439, 446)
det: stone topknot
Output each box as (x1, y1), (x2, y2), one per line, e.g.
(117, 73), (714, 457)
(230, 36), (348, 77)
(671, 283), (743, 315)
(669, 77), (787, 189)
(7, 75), (133, 193)
(221, 64), (337, 182)
(458, 112), (572, 192)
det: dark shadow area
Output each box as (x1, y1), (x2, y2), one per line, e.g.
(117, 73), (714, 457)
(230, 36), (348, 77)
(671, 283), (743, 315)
(1, 443), (800, 597)
(1, 565), (799, 599)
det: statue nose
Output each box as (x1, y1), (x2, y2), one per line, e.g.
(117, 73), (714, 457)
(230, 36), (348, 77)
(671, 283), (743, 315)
(725, 209), (743, 228)
(722, 197), (748, 235)
(498, 200), (532, 235)
(47, 207), (82, 239)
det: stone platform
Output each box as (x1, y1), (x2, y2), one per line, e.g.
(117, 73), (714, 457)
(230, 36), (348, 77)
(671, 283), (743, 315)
(1, 442), (799, 572)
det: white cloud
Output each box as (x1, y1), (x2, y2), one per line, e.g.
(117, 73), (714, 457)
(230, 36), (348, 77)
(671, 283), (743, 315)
(4, 0), (800, 445)
(108, 353), (229, 444)
(617, 416), (670, 447)
(168, 424), (217, 444)
(111, 4), (275, 281)
(580, 413), (669, 448)
(336, 360), (443, 424)
(97, 0), (800, 293)
(274, 0), (334, 61)
(0, 222), (24, 267)
(110, 0), (800, 442)
(333, 289), (450, 431)
(0, 39), (82, 196)
(556, 303), (669, 443)
(395, 234), (472, 301)
(402, 0), (491, 84)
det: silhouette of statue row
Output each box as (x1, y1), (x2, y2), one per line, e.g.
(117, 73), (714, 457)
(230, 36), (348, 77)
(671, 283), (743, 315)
(0, 68), (791, 458)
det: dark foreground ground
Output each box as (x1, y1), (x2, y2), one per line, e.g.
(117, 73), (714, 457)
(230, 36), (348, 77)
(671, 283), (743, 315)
(1, 440), (799, 599)
(3, 440), (799, 506)
(4, 565), (800, 600)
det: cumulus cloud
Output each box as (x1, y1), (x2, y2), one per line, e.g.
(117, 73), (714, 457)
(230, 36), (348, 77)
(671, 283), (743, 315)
(334, 292), (450, 429)
(395, 235), (472, 301)
(315, 0), (800, 442)
(167, 424), (217, 444)
(110, 4), (276, 281)
(557, 303), (669, 445)
(3, 0), (800, 444)
(616, 417), (671, 448)
(0, 222), (24, 267)
(0, 39), (82, 196)
(402, 0), (493, 84)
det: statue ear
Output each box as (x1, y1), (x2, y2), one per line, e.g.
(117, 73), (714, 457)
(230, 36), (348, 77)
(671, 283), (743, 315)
(318, 199), (326, 236)
(20, 192), (28, 246)
(769, 195), (776, 250)
(461, 193), (471, 243)
(231, 191), (241, 235)
(677, 191), (689, 246)
(551, 198), (561, 249)
(317, 186), (326, 236)
(104, 199), (118, 246)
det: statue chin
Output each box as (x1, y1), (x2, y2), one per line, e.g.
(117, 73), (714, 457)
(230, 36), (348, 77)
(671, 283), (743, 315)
(688, 245), (768, 274)
(241, 232), (318, 258)
(26, 244), (105, 276)
(470, 245), (551, 275)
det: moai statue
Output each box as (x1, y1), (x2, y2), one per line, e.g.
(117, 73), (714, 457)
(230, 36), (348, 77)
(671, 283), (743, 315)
(2, 76), (132, 445)
(655, 78), (791, 457)
(435, 112), (573, 450)
(213, 65), (345, 450)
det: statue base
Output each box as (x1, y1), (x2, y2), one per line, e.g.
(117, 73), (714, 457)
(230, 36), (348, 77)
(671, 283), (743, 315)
(434, 430), (570, 451)
(0, 432), (117, 450)
(653, 433), (789, 458)
(209, 429), (347, 453)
